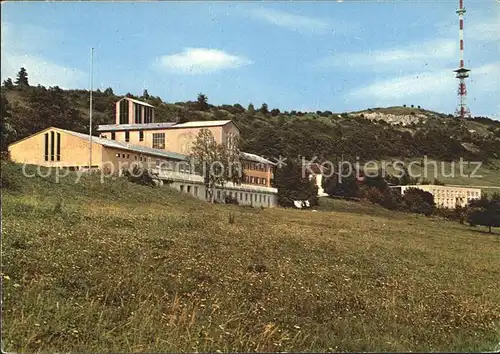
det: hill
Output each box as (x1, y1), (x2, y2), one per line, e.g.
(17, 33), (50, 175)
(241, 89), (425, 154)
(2, 84), (500, 165)
(2, 161), (500, 352)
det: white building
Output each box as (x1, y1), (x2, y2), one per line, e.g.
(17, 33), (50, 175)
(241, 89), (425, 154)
(399, 184), (481, 209)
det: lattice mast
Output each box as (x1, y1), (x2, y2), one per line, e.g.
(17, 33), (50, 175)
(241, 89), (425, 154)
(454, 0), (471, 118)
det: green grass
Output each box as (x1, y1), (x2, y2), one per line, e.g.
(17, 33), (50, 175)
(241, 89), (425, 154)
(2, 162), (500, 352)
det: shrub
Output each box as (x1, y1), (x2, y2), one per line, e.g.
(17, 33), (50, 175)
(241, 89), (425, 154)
(403, 188), (435, 216)
(225, 194), (239, 205)
(361, 186), (385, 205)
(0, 161), (24, 192)
(123, 166), (156, 187)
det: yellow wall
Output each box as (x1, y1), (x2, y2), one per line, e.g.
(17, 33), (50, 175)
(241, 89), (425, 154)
(8, 128), (104, 168)
(100, 125), (232, 155)
(8, 127), (187, 174)
(100, 147), (186, 174)
(242, 161), (273, 187)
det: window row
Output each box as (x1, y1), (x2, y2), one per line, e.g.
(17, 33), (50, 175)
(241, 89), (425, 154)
(179, 184), (199, 197)
(114, 153), (191, 172)
(243, 162), (268, 172)
(44, 131), (61, 161)
(224, 190), (270, 204)
(243, 175), (267, 185)
(104, 131), (146, 143)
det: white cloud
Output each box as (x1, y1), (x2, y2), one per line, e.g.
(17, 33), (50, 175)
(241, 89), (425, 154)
(250, 8), (334, 35)
(155, 48), (252, 75)
(1, 22), (87, 88)
(468, 12), (500, 42)
(437, 8), (500, 43)
(317, 38), (456, 72)
(348, 61), (500, 117)
(2, 53), (87, 89)
(349, 71), (454, 101)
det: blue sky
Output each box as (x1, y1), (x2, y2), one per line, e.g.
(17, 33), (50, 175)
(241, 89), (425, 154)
(2, 1), (499, 118)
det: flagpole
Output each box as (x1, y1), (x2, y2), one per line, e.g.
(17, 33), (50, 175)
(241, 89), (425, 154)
(89, 47), (94, 170)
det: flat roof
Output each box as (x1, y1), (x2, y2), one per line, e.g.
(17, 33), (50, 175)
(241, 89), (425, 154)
(97, 120), (235, 132)
(171, 120), (232, 129)
(97, 122), (177, 132)
(393, 184), (481, 190)
(241, 151), (276, 165)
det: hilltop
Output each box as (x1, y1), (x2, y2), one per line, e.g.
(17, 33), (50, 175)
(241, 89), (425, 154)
(2, 161), (499, 352)
(3, 84), (500, 165)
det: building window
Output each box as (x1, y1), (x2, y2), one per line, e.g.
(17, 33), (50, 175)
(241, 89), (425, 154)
(254, 194), (258, 201)
(194, 187), (198, 197)
(144, 106), (153, 123)
(122, 154), (125, 158)
(180, 185), (184, 192)
(125, 131), (130, 142)
(56, 133), (61, 161)
(126, 154), (130, 159)
(187, 186), (192, 193)
(135, 104), (142, 124)
(217, 190), (221, 200)
(139, 131), (144, 142)
(245, 194), (248, 201)
(156, 159), (161, 167)
(50, 131), (55, 161)
(135, 156), (138, 160)
(111, 132), (116, 140)
(116, 153), (120, 158)
(119, 100), (129, 124)
(152, 133), (165, 149)
(44, 133), (49, 161)
(263, 178), (267, 185)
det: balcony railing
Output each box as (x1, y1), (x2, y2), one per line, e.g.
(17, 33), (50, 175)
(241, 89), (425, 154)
(152, 168), (277, 194)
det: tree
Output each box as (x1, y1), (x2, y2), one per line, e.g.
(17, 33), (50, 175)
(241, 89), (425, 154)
(403, 188), (435, 216)
(270, 108), (280, 117)
(1, 94), (17, 151)
(468, 195), (500, 233)
(196, 93), (209, 111)
(2, 78), (14, 89)
(103, 87), (114, 96)
(259, 103), (269, 115)
(14, 67), (29, 87)
(232, 104), (245, 114)
(322, 169), (359, 198)
(274, 158), (318, 207)
(18, 86), (81, 136)
(189, 129), (243, 203)
(142, 89), (150, 99)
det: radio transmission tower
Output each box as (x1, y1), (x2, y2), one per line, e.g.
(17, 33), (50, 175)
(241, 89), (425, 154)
(453, 0), (471, 119)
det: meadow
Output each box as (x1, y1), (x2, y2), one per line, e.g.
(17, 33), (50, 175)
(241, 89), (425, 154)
(2, 162), (499, 352)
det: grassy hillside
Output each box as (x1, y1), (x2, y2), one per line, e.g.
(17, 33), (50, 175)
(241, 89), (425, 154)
(2, 161), (500, 352)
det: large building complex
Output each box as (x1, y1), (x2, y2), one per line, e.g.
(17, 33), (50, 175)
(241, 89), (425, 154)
(8, 97), (278, 207)
(398, 184), (481, 209)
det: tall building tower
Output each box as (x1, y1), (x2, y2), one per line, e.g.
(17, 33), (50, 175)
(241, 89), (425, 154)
(454, 0), (471, 119)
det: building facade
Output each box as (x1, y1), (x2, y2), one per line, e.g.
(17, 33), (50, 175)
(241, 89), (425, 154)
(399, 184), (481, 209)
(8, 97), (278, 207)
(97, 97), (274, 189)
